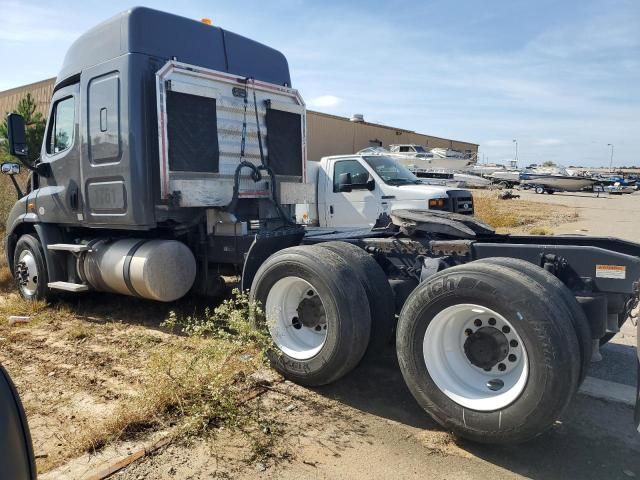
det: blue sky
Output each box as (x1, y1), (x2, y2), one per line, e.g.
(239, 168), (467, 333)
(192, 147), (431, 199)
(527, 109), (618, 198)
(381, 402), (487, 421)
(1, 0), (638, 167)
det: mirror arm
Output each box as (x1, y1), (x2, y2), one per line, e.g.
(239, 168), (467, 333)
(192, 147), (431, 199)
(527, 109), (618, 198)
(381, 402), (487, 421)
(9, 175), (24, 199)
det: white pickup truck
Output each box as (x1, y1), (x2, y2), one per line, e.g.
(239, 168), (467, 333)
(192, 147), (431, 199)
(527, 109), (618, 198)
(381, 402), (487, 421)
(296, 153), (474, 227)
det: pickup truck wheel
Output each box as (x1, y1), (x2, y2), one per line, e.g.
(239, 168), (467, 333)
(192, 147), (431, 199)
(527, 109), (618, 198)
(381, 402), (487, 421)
(316, 241), (395, 354)
(251, 246), (371, 386)
(475, 257), (591, 384)
(535, 186), (545, 194)
(396, 262), (580, 444)
(13, 234), (50, 301)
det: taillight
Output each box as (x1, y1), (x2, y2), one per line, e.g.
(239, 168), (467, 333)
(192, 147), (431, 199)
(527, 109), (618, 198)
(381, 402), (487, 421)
(428, 198), (445, 209)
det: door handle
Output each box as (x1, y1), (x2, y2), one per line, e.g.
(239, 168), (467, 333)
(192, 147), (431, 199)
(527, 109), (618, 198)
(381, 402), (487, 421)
(329, 205), (334, 215)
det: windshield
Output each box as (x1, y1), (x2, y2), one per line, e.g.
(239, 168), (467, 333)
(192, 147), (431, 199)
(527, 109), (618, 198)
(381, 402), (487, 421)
(413, 145), (427, 153)
(363, 155), (421, 185)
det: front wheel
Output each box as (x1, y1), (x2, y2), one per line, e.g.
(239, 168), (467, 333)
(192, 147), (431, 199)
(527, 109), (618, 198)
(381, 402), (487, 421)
(13, 234), (50, 301)
(396, 262), (580, 444)
(535, 186), (545, 194)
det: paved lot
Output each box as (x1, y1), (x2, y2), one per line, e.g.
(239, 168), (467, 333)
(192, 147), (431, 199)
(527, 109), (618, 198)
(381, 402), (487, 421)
(512, 189), (640, 242)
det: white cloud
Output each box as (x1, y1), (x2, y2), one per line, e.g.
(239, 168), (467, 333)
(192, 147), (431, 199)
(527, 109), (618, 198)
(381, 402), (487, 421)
(536, 138), (564, 146)
(0, 1), (81, 43)
(485, 140), (514, 147)
(307, 95), (342, 108)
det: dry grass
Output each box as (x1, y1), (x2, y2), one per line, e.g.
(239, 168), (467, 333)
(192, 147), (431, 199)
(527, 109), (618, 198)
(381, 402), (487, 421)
(473, 190), (578, 233)
(528, 226), (554, 236)
(0, 289), (275, 474)
(0, 171), (28, 233)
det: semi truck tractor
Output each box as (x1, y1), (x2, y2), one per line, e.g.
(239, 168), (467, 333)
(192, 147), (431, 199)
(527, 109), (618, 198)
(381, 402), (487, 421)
(3, 7), (639, 444)
(296, 154), (474, 227)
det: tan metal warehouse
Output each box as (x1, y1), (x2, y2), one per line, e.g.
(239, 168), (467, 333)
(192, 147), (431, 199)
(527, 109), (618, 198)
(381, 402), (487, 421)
(1, 78), (478, 162)
(306, 110), (477, 161)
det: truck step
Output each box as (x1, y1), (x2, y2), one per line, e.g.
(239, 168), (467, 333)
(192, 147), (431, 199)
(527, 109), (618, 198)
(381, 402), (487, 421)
(47, 243), (88, 253)
(48, 281), (89, 292)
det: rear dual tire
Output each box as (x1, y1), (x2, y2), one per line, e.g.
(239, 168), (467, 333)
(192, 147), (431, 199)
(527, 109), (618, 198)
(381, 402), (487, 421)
(250, 245), (372, 386)
(396, 261), (581, 444)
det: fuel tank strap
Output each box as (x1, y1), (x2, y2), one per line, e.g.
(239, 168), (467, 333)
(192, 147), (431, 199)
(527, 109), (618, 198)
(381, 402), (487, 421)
(123, 240), (148, 297)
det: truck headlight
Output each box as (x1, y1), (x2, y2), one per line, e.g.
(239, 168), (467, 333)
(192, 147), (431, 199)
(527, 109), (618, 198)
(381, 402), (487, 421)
(428, 198), (445, 209)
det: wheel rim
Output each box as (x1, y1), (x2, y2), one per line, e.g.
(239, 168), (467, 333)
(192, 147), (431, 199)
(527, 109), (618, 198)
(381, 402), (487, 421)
(423, 303), (528, 411)
(265, 276), (328, 360)
(16, 250), (39, 296)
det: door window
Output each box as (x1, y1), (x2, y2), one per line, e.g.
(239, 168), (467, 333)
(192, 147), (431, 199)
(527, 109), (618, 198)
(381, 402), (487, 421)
(333, 160), (370, 192)
(46, 96), (75, 155)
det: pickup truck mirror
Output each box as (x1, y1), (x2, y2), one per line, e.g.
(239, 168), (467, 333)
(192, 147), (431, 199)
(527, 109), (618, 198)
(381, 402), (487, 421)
(7, 113), (28, 159)
(366, 178), (375, 191)
(1, 162), (21, 175)
(0, 365), (37, 480)
(337, 172), (352, 193)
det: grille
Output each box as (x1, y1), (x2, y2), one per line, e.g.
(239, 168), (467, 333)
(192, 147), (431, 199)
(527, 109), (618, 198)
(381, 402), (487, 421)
(447, 191), (474, 215)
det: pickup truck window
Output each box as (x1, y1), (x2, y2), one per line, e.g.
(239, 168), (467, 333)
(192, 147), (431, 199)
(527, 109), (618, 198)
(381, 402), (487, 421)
(333, 160), (370, 192)
(46, 96), (75, 155)
(363, 155), (421, 186)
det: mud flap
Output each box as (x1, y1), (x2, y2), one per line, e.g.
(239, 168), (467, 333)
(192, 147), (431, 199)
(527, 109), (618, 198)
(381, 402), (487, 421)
(240, 227), (305, 291)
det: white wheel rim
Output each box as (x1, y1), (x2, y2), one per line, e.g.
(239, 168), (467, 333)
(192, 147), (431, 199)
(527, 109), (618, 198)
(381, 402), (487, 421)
(16, 250), (39, 296)
(423, 304), (528, 411)
(265, 276), (328, 360)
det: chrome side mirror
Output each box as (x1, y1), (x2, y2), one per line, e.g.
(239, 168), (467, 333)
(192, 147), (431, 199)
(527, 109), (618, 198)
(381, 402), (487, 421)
(1, 162), (21, 175)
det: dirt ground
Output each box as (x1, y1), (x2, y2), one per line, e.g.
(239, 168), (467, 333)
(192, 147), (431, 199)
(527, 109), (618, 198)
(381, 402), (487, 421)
(2, 189), (640, 479)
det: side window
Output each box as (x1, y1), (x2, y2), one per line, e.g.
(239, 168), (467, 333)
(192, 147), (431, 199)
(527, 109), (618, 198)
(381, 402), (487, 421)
(333, 160), (370, 192)
(46, 96), (75, 155)
(399, 146), (410, 152)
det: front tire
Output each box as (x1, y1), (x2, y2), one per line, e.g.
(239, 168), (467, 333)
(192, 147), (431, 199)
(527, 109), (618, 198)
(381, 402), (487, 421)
(13, 234), (50, 301)
(251, 246), (371, 386)
(396, 262), (580, 444)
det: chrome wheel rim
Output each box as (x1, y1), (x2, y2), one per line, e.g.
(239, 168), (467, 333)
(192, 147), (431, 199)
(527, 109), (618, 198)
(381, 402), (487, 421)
(16, 250), (39, 296)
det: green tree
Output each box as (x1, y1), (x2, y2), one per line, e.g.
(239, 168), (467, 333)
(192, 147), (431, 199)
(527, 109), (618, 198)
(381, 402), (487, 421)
(0, 93), (47, 164)
(542, 160), (556, 167)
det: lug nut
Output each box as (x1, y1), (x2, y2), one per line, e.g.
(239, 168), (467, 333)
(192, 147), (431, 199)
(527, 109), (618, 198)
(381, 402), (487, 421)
(474, 319), (482, 327)
(307, 290), (314, 296)
(510, 339), (518, 348)
(508, 354), (517, 362)
(498, 363), (506, 371)
(465, 328), (473, 336)
(502, 326), (511, 334)
(488, 318), (496, 326)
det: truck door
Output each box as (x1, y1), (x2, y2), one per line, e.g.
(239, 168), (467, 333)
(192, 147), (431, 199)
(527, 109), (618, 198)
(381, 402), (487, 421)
(325, 158), (380, 227)
(35, 83), (82, 225)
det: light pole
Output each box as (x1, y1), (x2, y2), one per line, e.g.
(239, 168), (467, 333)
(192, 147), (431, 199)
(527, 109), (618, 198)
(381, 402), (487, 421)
(512, 139), (518, 163)
(607, 144), (614, 172)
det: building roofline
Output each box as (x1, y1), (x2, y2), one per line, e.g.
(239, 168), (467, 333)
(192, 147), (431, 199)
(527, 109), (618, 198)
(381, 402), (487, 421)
(0, 77), (56, 98)
(307, 109), (479, 147)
